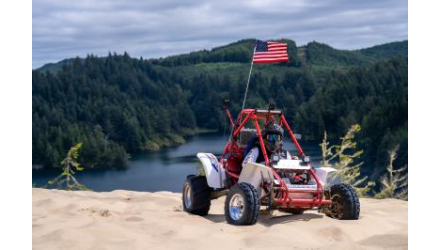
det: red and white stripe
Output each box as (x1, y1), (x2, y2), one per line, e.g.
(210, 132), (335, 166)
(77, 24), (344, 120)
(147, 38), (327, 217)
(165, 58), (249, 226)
(253, 41), (288, 64)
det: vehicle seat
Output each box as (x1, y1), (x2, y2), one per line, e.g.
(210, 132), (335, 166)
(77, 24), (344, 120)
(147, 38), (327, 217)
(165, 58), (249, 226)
(237, 128), (257, 147)
(226, 155), (243, 174)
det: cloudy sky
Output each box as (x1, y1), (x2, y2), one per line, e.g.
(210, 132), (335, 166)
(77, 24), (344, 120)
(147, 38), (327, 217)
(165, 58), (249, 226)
(32, 0), (408, 69)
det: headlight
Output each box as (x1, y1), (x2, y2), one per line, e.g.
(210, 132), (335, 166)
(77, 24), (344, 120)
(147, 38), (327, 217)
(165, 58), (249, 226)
(302, 156), (310, 164)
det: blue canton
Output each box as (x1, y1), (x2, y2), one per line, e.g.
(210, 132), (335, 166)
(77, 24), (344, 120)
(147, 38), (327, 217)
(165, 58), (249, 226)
(255, 40), (268, 52)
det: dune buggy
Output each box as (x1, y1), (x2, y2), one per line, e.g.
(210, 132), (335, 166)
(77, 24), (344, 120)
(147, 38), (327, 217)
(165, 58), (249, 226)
(182, 102), (360, 225)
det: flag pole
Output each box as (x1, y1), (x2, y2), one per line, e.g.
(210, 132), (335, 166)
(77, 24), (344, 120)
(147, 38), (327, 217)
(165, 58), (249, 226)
(241, 45), (256, 110)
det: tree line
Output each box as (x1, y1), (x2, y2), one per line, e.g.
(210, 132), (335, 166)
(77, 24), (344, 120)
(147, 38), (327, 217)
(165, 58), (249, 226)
(33, 40), (407, 181)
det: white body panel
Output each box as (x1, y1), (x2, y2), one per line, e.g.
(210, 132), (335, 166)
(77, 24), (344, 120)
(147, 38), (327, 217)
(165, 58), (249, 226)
(273, 159), (311, 170)
(196, 153), (225, 188)
(239, 162), (274, 196)
(314, 167), (337, 186)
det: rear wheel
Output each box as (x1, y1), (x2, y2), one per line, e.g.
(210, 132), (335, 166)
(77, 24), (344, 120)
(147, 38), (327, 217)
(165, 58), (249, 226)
(182, 176), (211, 216)
(225, 182), (260, 225)
(325, 183), (360, 220)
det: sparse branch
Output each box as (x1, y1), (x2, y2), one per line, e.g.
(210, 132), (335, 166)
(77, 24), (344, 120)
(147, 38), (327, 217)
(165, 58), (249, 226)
(320, 124), (374, 197)
(46, 143), (91, 191)
(374, 145), (408, 200)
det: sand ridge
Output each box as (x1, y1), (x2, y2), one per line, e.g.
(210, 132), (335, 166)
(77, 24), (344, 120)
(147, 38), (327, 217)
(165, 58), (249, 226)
(32, 188), (408, 250)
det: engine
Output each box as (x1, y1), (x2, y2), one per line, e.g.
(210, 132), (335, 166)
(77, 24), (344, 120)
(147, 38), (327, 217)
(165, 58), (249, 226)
(271, 155), (317, 199)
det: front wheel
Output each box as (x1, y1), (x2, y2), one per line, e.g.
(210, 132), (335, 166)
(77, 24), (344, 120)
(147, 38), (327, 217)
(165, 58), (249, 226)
(325, 183), (360, 220)
(225, 182), (260, 225)
(182, 176), (211, 216)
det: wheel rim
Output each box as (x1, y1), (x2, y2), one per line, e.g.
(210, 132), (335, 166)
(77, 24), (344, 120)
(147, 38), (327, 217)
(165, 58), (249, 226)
(329, 194), (344, 219)
(229, 193), (245, 221)
(183, 184), (192, 208)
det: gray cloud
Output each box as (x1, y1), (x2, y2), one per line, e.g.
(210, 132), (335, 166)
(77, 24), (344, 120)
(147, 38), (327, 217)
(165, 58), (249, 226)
(32, 0), (408, 68)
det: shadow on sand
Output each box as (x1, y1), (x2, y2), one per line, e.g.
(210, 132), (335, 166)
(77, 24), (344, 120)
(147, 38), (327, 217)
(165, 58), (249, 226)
(203, 211), (324, 226)
(258, 212), (323, 227)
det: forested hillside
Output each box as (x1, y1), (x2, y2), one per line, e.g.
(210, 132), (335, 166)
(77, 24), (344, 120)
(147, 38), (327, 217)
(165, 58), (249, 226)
(33, 39), (407, 179)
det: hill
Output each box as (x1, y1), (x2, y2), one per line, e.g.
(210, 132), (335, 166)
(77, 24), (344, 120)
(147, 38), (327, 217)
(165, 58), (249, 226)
(32, 39), (408, 180)
(302, 40), (407, 68)
(37, 39), (407, 72)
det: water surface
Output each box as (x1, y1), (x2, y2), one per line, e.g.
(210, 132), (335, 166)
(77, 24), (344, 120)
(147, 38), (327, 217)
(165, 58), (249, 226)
(32, 133), (322, 192)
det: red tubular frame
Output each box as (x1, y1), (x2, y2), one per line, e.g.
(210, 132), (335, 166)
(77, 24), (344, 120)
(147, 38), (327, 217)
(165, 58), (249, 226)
(221, 108), (330, 209)
(225, 109), (234, 127)
(280, 115), (305, 157)
(233, 111), (253, 137)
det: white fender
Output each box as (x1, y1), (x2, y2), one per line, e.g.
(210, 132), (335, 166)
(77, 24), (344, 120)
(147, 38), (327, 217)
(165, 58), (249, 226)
(314, 167), (337, 186)
(196, 153), (226, 188)
(239, 162), (274, 197)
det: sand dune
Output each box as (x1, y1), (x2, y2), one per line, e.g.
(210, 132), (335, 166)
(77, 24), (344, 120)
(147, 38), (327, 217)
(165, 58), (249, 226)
(32, 188), (407, 250)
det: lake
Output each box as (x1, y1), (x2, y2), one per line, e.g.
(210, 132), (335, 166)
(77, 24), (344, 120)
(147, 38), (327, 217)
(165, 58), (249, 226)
(32, 133), (323, 192)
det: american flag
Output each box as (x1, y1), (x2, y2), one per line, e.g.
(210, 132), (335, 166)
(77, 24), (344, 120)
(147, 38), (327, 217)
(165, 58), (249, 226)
(252, 40), (288, 64)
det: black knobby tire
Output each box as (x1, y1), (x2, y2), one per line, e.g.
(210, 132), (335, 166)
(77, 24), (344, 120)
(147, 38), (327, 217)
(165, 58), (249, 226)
(224, 182), (260, 225)
(279, 208), (305, 215)
(327, 183), (360, 220)
(182, 176), (211, 216)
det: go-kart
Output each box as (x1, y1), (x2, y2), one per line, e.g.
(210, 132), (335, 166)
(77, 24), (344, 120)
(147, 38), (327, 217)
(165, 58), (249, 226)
(182, 101), (360, 225)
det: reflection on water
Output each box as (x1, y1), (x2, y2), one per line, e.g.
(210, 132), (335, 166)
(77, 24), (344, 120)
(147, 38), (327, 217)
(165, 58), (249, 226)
(32, 133), (322, 192)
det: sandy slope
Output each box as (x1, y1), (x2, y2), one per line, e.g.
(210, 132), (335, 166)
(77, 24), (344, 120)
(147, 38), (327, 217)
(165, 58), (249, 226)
(32, 188), (407, 250)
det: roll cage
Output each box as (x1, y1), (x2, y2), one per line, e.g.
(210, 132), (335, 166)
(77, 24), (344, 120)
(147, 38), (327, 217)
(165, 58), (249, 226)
(220, 106), (331, 209)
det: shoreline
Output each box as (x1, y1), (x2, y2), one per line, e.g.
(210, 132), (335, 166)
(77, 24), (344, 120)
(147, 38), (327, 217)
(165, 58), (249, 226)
(32, 128), (220, 171)
(143, 128), (220, 151)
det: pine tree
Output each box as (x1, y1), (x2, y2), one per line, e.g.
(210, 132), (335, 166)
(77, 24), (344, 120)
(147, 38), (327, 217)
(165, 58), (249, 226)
(320, 124), (375, 196)
(374, 145), (408, 199)
(46, 143), (90, 191)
